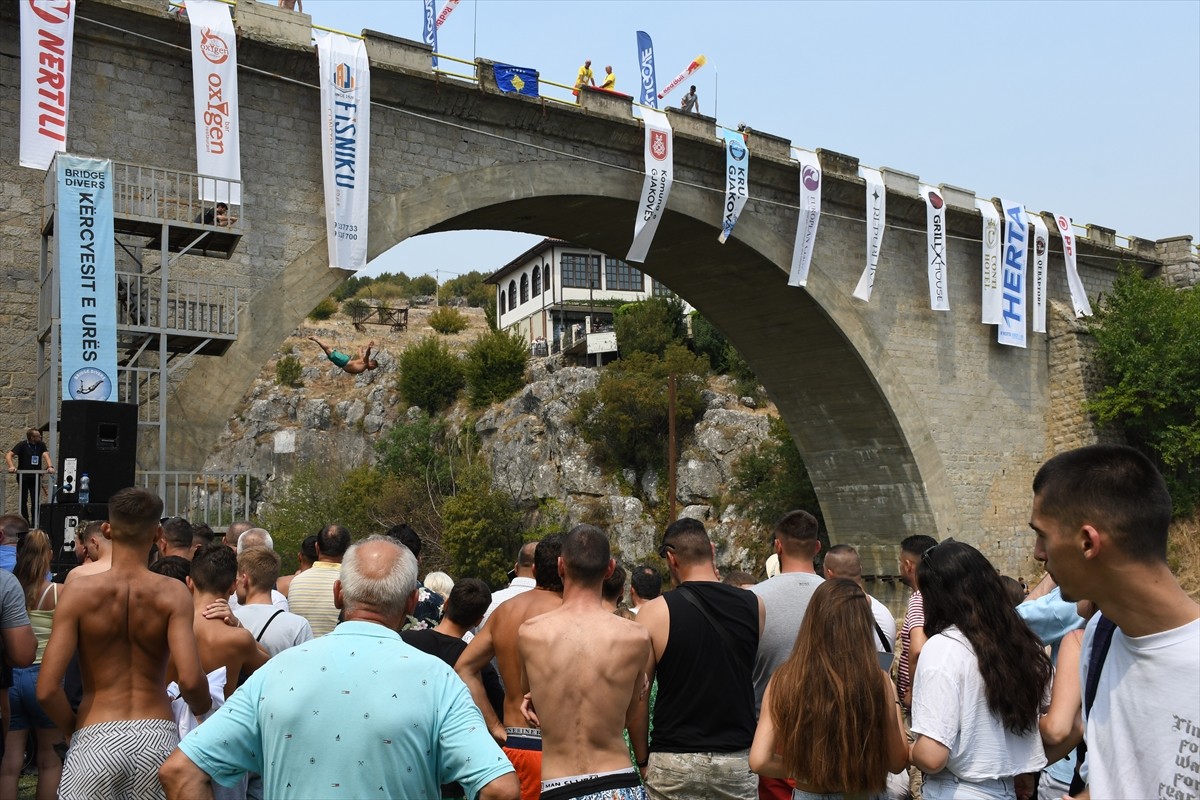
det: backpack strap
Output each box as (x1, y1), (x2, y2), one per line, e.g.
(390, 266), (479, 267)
(255, 609), (286, 643)
(873, 621), (893, 653)
(675, 584), (739, 655)
(1069, 614), (1117, 795)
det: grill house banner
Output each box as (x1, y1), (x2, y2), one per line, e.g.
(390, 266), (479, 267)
(20, 0), (76, 170)
(188, 0), (241, 205)
(317, 31), (371, 271)
(627, 108), (673, 263)
(1055, 214), (1093, 317)
(921, 184), (950, 311)
(976, 199), (1003, 324)
(1030, 214), (1049, 334)
(787, 148), (822, 287)
(57, 155), (117, 402)
(997, 199), (1027, 348)
(852, 166), (887, 302)
(718, 129), (749, 244)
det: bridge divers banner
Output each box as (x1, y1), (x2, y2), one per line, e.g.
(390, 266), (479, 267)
(976, 199), (1002, 324)
(788, 148), (821, 287)
(57, 156), (117, 402)
(921, 185), (950, 312)
(316, 31), (371, 271)
(1030, 214), (1048, 334)
(20, 0), (76, 170)
(997, 199), (1027, 348)
(188, 0), (241, 205)
(852, 166), (886, 303)
(718, 129), (748, 244)
(636, 31), (658, 109)
(627, 108), (673, 263)
(1054, 214), (1093, 318)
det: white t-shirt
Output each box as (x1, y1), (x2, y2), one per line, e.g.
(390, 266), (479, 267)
(229, 589), (288, 612)
(480, 576), (535, 630)
(911, 626), (1047, 781)
(234, 603), (314, 657)
(1080, 615), (1200, 798)
(869, 594), (898, 653)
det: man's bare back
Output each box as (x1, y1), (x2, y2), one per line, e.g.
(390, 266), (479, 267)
(190, 605), (269, 699)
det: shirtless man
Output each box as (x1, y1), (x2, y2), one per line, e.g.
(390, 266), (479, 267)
(457, 534), (564, 800)
(308, 336), (378, 374)
(520, 525), (650, 800)
(37, 487), (210, 800)
(64, 520), (111, 583)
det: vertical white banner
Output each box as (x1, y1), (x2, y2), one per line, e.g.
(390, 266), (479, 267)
(316, 31), (371, 271)
(718, 129), (749, 244)
(997, 199), (1027, 348)
(627, 108), (673, 263)
(20, 0), (76, 170)
(788, 148), (822, 287)
(853, 166), (886, 302)
(188, 0), (241, 205)
(922, 185), (950, 311)
(976, 200), (1003, 324)
(1030, 214), (1048, 334)
(1054, 214), (1093, 317)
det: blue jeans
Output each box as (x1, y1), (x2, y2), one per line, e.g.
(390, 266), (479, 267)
(9, 664), (55, 730)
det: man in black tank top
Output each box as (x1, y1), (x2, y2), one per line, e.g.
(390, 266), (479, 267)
(633, 518), (764, 800)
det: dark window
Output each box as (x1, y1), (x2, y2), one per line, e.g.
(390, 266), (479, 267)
(561, 253), (601, 289)
(652, 279), (673, 298)
(499, 290), (506, 315)
(508, 280), (517, 311)
(605, 257), (643, 292)
(520, 274), (529, 304)
(532, 265), (541, 297)
(543, 264), (551, 295)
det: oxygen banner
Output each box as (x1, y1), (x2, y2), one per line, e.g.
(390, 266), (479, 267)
(57, 155), (117, 402)
(998, 199), (1027, 348)
(788, 149), (822, 287)
(316, 31), (371, 271)
(976, 199), (1002, 324)
(627, 108), (673, 263)
(853, 167), (887, 302)
(658, 55), (706, 101)
(1030, 214), (1048, 334)
(188, 0), (241, 204)
(20, 0), (76, 170)
(922, 185), (950, 311)
(636, 31), (658, 109)
(1054, 214), (1093, 317)
(718, 129), (749, 244)
(422, 0), (438, 67)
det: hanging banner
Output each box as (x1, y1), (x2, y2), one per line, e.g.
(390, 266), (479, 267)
(20, 0), (76, 170)
(976, 199), (1002, 324)
(316, 31), (371, 271)
(627, 108), (673, 263)
(852, 166), (887, 302)
(1030, 214), (1048, 334)
(921, 184), (950, 311)
(436, 0), (459, 27)
(657, 55), (706, 101)
(636, 31), (658, 109)
(422, 0), (438, 67)
(188, 0), (241, 205)
(718, 129), (749, 244)
(1054, 214), (1093, 317)
(57, 156), (117, 402)
(998, 199), (1027, 348)
(788, 148), (822, 287)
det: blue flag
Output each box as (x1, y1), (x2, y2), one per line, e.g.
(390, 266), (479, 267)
(422, 0), (438, 67)
(493, 63), (539, 97)
(636, 30), (658, 108)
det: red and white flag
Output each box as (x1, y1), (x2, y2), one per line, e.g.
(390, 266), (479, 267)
(436, 0), (460, 28)
(627, 108), (673, 263)
(922, 185), (950, 311)
(1030, 214), (1049, 333)
(20, 0), (76, 170)
(657, 55), (706, 101)
(976, 199), (1002, 324)
(1054, 214), (1093, 318)
(788, 148), (822, 287)
(188, 0), (241, 204)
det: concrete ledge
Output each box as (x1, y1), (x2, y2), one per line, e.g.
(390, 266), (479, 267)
(119, 0), (171, 16)
(579, 86), (632, 120)
(818, 149), (859, 180)
(1086, 224), (1116, 247)
(881, 167), (919, 197)
(744, 129), (790, 162)
(665, 108), (716, 142)
(234, 0), (312, 49)
(364, 30), (433, 75)
(939, 183), (976, 211)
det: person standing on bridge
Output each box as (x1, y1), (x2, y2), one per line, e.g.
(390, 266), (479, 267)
(307, 337), (378, 375)
(574, 59), (595, 101)
(6, 429), (53, 526)
(599, 65), (616, 91)
(680, 85), (699, 114)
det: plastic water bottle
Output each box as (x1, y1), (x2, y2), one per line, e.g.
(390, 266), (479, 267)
(78, 473), (90, 505)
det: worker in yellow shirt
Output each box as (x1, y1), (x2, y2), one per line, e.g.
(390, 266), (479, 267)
(599, 65), (615, 91)
(574, 59), (595, 100)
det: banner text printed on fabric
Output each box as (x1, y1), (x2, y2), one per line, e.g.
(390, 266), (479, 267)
(333, 99), (359, 190)
(1002, 206), (1026, 325)
(199, 29), (232, 155)
(33, 28), (69, 142)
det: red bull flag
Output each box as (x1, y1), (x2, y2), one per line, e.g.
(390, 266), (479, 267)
(436, 0), (459, 28)
(627, 109), (673, 263)
(922, 184), (950, 311)
(657, 55), (707, 101)
(20, 0), (76, 170)
(188, 0), (241, 205)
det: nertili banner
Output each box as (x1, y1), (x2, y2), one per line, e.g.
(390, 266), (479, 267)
(20, 0), (76, 170)
(188, 0), (241, 205)
(718, 129), (748, 244)
(921, 185), (950, 311)
(788, 148), (822, 287)
(1055, 214), (1093, 317)
(627, 108), (673, 263)
(997, 199), (1027, 348)
(636, 31), (658, 109)
(57, 155), (117, 402)
(316, 31), (371, 271)
(852, 166), (886, 303)
(1030, 214), (1048, 334)
(976, 199), (1002, 324)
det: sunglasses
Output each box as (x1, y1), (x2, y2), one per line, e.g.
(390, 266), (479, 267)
(657, 541), (675, 559)
(922, 537), (955, 561)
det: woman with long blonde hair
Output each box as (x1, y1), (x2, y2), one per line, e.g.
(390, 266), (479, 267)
(750, 578), (908, 798)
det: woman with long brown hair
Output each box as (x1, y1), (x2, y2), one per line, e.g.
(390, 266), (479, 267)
(750, 578), (908, 798)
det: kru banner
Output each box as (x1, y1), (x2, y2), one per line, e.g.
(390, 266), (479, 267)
(636, 31), (658, 109)
(1055, 214), (1093, 317)
(317, 31), (371, 271)
(188, 0), (241, 205)
(853, 167), (886, 302)
(1030, 214), (1048, 334)
(976, 199), (1002, 324)
(718, 129), (748, 244)
(627, 109), (673, 263)
(997, 199), (1027, 348)
(57, 155), (117, 402)
(422, 0), (438, 67)
(922, 185), (950, 311)
(20, 0), (76, 170)
(787, 148), (822, 287)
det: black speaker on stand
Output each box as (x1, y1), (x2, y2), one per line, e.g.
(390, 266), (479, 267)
(39, 502), (108, 575)
(58, 400), (138, 505)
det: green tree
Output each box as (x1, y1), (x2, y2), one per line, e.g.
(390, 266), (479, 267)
(274, 354), (303, 387)
(397, 337), (465, 414)
(1086, 266), (1200, 515)
(465, 330), (529, 408)
(342, 297), (370, 323)
(690, 312), (732, 373)
(333, 274), (371, 301)
(441, 271), (492, 307)
(614, 297), (686, 358)
(307, 296), (338, 321)
(428, 306), (470, 335)
(411, 274), (438, 297)
(440, 464), (525, 587)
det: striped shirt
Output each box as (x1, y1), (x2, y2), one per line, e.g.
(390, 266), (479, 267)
(898, 590), (924, 703)
(286, 561), (341, 637)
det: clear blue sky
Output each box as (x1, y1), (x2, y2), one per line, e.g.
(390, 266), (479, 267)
(297, 0), (1200, 280)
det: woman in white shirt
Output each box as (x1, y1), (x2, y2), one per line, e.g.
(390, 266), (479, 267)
(909, 540), (1052, 800)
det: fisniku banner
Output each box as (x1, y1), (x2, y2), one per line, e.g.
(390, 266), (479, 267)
(718, 128), (748, 244)
(922, 184), (950, 311)
(1030, 214), (1049, 334)
(316, 30), (371, 271)
(787, 148), (821, 287)
(976, 199), (1002, 324)
(627, 108), (673, 263)
(997, 199), (1027, 348)
(20, 0), (76, 170)
(852, 166), (886, 302)
(188, 0), (241, 205)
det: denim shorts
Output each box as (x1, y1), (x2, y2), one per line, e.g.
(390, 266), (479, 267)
(8, 663), (56, 731)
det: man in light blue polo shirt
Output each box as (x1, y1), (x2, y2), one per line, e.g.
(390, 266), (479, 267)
(159, 536), (518, 800)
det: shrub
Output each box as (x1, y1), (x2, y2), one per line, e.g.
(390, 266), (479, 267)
(614, 297), (687, 358)
(307, 296), (338, 321)
(428, 306), (470, 335)
(691, 312), (732, 373)
(342, 297), (370, 323)
(274, 354), (303, 387)
(411, 275), (438, 297)
(441, 271), (492, 307)
(465, 330), (529, 408)
(398, 337), (465, 414)
(440, 465), (525, 587)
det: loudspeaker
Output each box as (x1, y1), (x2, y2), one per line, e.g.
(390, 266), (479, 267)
(58, 400), (138, 504)
(38, 502), (107, 573)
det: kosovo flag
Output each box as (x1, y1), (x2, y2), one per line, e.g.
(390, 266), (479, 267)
(493, 63), (539, 97)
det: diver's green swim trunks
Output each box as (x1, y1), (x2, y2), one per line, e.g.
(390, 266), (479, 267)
(328, 349), (350, 368)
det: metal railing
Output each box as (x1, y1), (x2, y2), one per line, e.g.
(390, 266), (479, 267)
(0, 471), (56, 529)
(117, 270), (239, 337)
